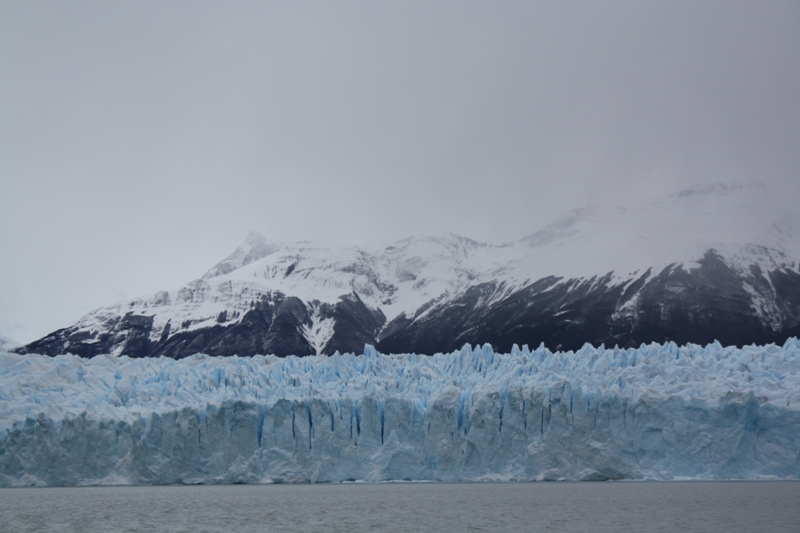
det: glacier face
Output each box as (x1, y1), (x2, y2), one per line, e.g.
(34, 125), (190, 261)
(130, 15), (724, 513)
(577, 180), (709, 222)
(1, 340), (799, 486)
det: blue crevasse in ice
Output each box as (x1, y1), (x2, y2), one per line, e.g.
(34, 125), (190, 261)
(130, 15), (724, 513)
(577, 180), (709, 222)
(1, 339), (799, 486)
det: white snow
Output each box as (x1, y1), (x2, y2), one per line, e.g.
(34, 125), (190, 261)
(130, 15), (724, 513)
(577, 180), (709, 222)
(1, 338), (799, 485)
(301, 302), (335, 355)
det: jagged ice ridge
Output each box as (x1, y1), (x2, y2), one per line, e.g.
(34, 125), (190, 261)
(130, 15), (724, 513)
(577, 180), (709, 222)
(1, 339), (799, 486)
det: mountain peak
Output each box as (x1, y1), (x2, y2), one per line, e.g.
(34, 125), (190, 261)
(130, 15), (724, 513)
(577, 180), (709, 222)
(520, 205), (622, 249)
(243, 230), (270, 246)
(202, 231), (280, 279)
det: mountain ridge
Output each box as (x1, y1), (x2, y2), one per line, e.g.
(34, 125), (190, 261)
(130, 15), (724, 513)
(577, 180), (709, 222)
(16, 182), (800, 357)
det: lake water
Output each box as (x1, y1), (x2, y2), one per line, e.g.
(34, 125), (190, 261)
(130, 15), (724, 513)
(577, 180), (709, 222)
(1, 482), (798, 532)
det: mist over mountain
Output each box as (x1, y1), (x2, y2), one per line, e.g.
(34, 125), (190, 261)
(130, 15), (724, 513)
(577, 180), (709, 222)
(0, 335), (19, 352)
(16, 182), (800, 358)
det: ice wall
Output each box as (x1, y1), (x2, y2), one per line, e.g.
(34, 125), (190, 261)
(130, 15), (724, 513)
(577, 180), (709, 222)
(1, 340), (799, 486)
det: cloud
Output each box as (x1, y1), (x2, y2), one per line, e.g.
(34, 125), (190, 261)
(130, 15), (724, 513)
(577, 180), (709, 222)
(1, 1), (798, 342)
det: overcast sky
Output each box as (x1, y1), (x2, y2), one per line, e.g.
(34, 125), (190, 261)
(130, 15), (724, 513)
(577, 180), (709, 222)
(2, 1), (799, 343)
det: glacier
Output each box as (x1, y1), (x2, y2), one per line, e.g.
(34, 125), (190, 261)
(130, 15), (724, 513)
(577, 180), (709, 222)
(1, 340), (799, 486)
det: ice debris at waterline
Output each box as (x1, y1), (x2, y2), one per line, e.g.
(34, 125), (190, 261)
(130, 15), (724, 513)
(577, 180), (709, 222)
(1, 341), (799, 486)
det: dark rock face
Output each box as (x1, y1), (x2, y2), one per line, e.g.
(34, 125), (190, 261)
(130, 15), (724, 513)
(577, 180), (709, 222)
(150, 295), (314, 359)
(377, 251), (800, 354)
(325, 293), (386, 355)
(16, 291), (389, 358)
(17, 295), (315, 359)
(15, 250), (800, 358)
(18, 312), (156, 359)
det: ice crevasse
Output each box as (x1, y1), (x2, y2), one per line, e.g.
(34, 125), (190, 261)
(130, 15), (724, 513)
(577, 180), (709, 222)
(1, 340), (799, 486)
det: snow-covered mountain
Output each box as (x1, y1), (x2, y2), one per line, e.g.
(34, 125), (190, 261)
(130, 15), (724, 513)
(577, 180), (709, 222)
(17, 182), (800, 358)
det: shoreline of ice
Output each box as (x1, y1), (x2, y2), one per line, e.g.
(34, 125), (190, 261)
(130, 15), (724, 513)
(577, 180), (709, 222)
(2, 340), (799, 486)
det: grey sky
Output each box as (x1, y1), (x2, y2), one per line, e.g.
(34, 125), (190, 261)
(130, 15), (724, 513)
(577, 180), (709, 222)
(2, 1), (799, 343)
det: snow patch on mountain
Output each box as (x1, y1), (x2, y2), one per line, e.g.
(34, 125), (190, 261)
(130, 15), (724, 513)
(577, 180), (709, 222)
(203, 231), (280, 279)
(500, 181), (792, 290)
(301, 302), (334, 355)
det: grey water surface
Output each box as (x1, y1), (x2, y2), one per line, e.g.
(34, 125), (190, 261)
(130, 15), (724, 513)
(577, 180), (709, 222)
(1, 481), (798, 533)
